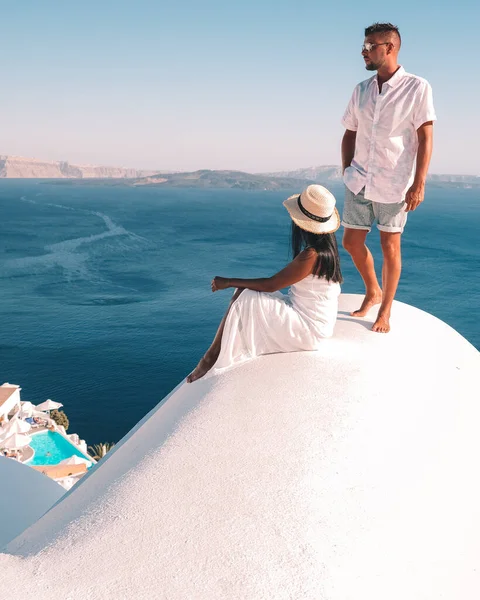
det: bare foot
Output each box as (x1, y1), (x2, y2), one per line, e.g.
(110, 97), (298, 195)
(372, 313), (391, 333)
(186, 355), (216, 383)
(351, 290), (382, 317)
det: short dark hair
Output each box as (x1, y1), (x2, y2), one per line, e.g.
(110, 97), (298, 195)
(365, 22), (401, 46)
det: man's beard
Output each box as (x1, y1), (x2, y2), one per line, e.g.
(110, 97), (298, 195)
(365, 62), (379, 71)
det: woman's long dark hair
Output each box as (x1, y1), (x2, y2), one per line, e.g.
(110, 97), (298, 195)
(291, 222), (343, 283)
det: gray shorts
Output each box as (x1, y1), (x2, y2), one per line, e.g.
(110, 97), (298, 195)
(341, 187), (408, 233)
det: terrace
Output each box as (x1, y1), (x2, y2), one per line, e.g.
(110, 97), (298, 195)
(0, 388), (95, 489)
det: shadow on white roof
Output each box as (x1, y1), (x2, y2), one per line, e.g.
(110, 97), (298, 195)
(0, 456), (64, 549)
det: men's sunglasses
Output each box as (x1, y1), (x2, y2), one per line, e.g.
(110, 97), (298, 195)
(362, 42), (391, 52)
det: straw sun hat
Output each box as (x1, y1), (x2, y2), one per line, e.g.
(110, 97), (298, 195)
(283, 184), (340, 234)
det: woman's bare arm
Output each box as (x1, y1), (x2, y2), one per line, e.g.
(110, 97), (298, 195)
(212, 248), (317, 293)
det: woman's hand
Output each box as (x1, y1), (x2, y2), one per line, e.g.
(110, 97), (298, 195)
(211, 276), (230, 292)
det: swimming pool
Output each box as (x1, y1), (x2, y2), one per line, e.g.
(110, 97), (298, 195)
(28, 431), (94, 467)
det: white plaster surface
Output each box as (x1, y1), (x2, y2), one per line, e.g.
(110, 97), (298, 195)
(0, 457), (64, 548)
(1, 294), (479, 599)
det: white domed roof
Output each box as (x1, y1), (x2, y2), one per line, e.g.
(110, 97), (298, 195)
(1, 295), (479, 599)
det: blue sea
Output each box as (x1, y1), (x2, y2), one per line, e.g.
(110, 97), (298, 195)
(0, 180), (478, 445)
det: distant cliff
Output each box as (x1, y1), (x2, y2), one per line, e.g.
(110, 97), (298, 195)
(3, 154), (478, 189)
(0, 155), (158, 179)
(427, 173), (480, 187)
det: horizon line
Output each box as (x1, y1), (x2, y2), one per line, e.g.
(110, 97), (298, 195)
(1, 154), (478, 179)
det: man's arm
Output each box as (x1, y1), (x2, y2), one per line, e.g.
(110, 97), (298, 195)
(405, 121), (434, 212)
(341, 129), (357, 173)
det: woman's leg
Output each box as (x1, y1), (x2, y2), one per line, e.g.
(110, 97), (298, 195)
(186, 288), (244, 383)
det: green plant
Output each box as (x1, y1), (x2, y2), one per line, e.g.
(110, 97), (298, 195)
(50, 409), (69, 431)
(88, 442), (115, 461)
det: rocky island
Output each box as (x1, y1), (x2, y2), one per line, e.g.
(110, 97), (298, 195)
(130, 169), (316, 190)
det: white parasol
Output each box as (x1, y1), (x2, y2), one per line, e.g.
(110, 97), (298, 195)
(1, 418), (31, 437)
(19, 401), (36, 418)
(1, 432), (32, 449)
(35, 399), (63, 414)
(59, 455), (91, 467)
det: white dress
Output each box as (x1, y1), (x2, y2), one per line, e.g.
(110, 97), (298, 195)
(209, 274), (341, 377)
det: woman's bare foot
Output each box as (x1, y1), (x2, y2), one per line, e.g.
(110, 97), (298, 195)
(351, 290), (383, 317)
(372, 312), (391, 333)
(186, 355), (216, 383)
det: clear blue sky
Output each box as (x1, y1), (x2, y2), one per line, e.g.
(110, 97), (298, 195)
(1, 0), (478, 174)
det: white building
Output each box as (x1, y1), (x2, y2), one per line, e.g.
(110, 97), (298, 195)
(0, 295), (479, 599)
(0, 384), (21, 425)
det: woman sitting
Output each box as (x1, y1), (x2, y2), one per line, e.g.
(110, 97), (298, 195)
(187, 184), (343, 382)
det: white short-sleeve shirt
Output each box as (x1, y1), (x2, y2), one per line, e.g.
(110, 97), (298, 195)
(342, 66), (436, 204)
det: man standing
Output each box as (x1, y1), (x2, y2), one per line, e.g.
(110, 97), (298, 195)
(341, 22), (436, 332)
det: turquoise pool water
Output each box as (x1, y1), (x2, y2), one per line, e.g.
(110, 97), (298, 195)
(28, 431), (94, 467)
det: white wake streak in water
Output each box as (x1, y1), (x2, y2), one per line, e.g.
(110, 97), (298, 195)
(44, 217), (128, 254)
(4, 196), (149, 282)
